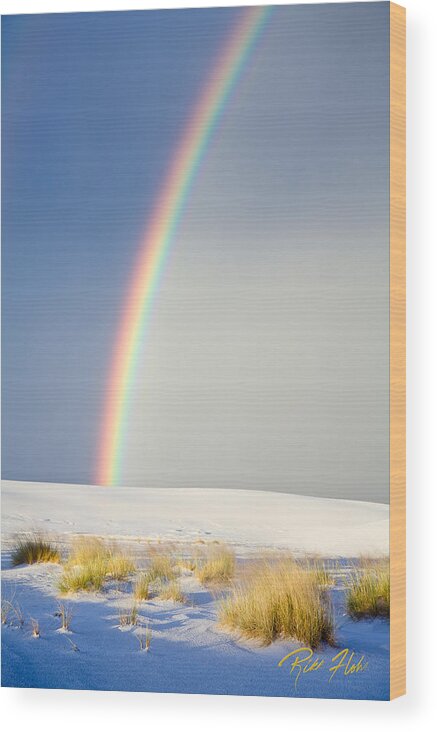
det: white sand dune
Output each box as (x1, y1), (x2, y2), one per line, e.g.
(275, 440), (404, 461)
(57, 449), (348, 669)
(1, 480), (389, 699)
(1, 480), (388, 557)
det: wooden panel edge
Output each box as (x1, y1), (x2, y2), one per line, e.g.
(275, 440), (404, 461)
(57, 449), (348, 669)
(389, 0), (406, 701)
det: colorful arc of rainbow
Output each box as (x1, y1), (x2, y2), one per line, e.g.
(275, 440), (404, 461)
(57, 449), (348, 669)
(96, 5), (271, 486)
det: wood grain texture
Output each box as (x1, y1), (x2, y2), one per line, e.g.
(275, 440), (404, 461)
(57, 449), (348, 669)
(389, 1), (406, 701)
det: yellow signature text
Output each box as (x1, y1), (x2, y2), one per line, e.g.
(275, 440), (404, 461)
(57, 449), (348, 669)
(278, 647), (325, 689)
(278, 647), (368, 689)
(328, 648), (368, 682)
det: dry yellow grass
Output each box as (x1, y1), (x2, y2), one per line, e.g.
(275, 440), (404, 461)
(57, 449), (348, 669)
(147, 550), (177, 582)
(195, 546), (235, 584)
(158, 580), (186, 603)
(219, 559), (334, 647)
(177, 556), (199, 572)
(107, 554), (135, 580)
(11, 534), (60, 566)
(134, 573), (150, 601)
(137, 624), (152, 652)
(1, 597), (24, 627)
(59, 536), (135, 593)
(57, 602), (73, 631)
(59, 560), (107, 593)
(31, 618), (40, 638)
(68, 536), (108, 565)
(346, 558), (390, 618)
(118, 603), (138, 627)
(300, 559), (335, 588)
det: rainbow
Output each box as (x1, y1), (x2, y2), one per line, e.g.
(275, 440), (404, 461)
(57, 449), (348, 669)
(96, 5), (272, 486)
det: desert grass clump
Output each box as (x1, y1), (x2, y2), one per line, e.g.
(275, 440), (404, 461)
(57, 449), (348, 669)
(11, 534), (60, 566)
(59, 560), (107, 593)
(137, 623), (152, 652)
(147, 551), (177, 582)
(219, 559), (334, 648)
(1, 600), (11, 625)
(118, 603), (138, 627)
(346, 558), (390, 618)
(57, 602), (73, 631)
(1, 598), (15, 625)
(68, 536), (108, 565)
(107, 554), (135, 581)
(195, 546), (235, 584)
(1, 597), (24, 628)
(134, 573), (150, 601)
(177, 556), (198, 572)
(60, 536), (135, 592)
(31, 618), (40, 638)
(158, 580), (186, 604)
(300, 559), (335, 588)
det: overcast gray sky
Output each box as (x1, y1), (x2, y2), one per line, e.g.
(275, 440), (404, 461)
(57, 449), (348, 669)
(2, 3), (389, 501)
